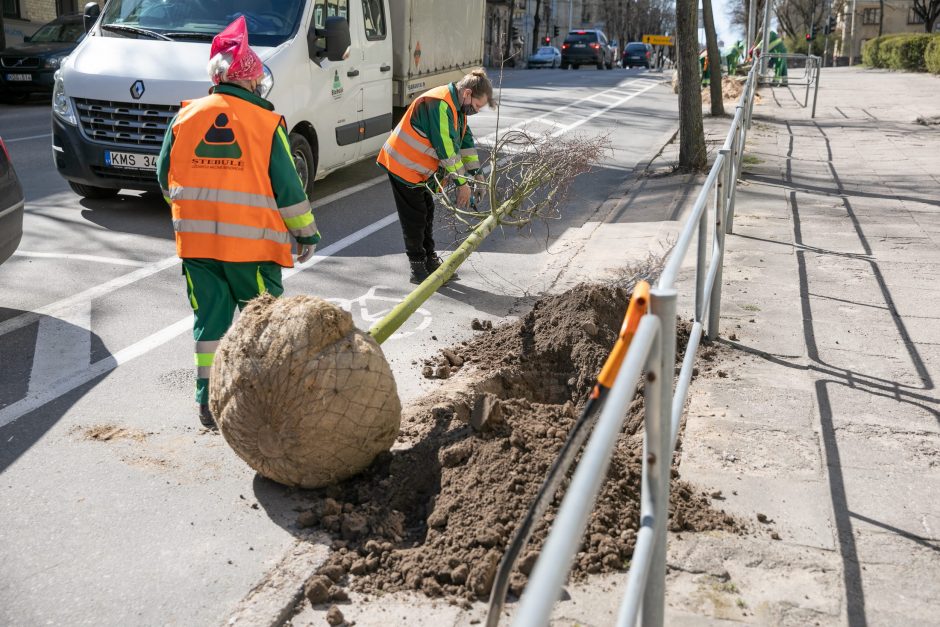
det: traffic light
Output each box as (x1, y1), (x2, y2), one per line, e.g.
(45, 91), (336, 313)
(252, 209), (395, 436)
(511, 26), (519, 41)
(824, 15), (836, 34)
(544, 36), (551, 44)
(553, 25), (559, 37)
(805, 33), (811, 41)
(811, 26), (818, 38)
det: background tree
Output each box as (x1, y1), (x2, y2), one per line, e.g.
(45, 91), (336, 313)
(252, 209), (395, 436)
(911, 0), (940, 32)
(531, 0), (542, 54)
(599, 0), (676, 47)
(702, 0), (724, 116)
(676, 0), (706, 168)
(0, 12), (6, 52)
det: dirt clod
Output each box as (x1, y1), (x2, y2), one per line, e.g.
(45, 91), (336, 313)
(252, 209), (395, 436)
(326, 605), (345, 625)
(304, 575), (333, 605)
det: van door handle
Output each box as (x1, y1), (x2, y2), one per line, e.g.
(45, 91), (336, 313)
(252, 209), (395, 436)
(347, 69), (360, 77)
(380, 64), (391, 72)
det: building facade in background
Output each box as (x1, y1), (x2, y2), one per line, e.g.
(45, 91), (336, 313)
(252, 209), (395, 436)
(835, 0), (938, 64)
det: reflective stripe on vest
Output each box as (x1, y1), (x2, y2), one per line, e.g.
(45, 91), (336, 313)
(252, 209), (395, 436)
(377, 84), (466, 184)
(168, 93), (294, 267)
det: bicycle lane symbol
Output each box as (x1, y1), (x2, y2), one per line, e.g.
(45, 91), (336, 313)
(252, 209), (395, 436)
(327, 286), (432, 341)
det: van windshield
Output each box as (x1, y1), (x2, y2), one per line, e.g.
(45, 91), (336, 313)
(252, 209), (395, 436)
(99, 0), (306, 46)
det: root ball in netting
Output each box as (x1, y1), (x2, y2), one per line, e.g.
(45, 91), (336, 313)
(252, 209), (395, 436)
(210, 294), (402, 488)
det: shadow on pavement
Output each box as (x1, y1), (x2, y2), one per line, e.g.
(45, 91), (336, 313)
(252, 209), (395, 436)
(729, 114), (939, 626)
(0, 311), (113, 474)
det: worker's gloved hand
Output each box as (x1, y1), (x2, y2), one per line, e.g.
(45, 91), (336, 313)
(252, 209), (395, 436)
(472, 173), (485, 204)
(297, 244), (316, 263)
(455, 183), (471, 209)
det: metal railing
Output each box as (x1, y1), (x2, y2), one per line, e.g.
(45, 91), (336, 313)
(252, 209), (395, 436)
(759, 53), (822, 117)
(508, 62), (761, 627)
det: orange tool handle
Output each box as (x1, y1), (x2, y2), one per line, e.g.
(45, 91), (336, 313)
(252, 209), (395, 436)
(595, 281), (651, 391)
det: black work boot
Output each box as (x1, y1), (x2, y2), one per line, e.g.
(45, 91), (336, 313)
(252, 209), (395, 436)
(198, 403), (218, 430)
(426, 253), (458, 280)
(409, 258), (431, 285)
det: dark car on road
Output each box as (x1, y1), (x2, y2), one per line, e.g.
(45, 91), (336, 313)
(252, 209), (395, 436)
(622, 42), (653, 69)
(0, 136), (25, 265)
(0, 14), (85, 103)
(561, 29), (615, 70)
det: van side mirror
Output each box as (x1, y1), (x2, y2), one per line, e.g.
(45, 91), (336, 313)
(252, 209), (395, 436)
(83, 2), (101, 33)
(308, 16), (351, 63)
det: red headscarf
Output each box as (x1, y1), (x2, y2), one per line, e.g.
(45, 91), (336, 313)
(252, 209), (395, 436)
(210, 16), (263, 84)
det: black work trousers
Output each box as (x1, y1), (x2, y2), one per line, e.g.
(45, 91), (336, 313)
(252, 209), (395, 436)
(388, 174), (436, 261)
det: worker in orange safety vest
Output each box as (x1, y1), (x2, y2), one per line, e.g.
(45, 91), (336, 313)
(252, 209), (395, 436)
(157, 16), (320, 430)
(377, 69), (495, 284)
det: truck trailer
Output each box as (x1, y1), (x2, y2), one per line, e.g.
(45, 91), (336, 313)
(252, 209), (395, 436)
(51, 0), (485, 200)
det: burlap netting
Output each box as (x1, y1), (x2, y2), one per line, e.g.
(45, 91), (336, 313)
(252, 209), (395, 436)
(210, 294), (402, 488)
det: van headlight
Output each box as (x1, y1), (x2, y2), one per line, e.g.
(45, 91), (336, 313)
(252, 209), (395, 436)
(256, 64), (274, 99)
(52, 71), (77, 125)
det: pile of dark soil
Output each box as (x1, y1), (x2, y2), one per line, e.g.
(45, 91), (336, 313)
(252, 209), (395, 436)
(292, 283), (740, 611)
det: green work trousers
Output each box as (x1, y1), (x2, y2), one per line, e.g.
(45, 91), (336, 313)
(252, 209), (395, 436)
(182, 258), (284, 404)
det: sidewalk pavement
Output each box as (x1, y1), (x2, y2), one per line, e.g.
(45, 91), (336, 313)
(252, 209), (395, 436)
(659, 67), (940, 625)
(284, 67), (940, 626)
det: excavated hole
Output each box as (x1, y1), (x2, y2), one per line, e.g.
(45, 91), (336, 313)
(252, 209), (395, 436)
(291, 283), (740, 613)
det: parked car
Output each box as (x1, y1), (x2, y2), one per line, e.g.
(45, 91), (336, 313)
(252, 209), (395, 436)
(561, 29), (615, 70)
(0, 136), (25, 265)
(527, 46), (562, 68)
(0, 13), (85, 103)
(622, 41), (653, 69)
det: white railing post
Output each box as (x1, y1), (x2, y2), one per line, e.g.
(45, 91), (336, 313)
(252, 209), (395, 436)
(707, 150), (730, 339)
(726, 113), (742, 234)
(641, 287), (677, 627)
(695, 207), (708, 322)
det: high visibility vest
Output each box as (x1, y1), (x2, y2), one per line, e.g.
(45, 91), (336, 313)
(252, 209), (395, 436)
(167, 93), (294, 267)
(376, 84), (467, 185)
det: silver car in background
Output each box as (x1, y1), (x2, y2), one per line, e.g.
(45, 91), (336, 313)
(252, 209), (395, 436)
(527, 46), (562, 69)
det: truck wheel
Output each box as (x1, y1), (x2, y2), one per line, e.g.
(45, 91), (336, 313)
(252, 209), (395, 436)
(68, 181), (119, 199)
(289, 132), (316, 199)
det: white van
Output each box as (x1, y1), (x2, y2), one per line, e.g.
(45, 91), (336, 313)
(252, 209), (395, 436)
(51, 0), (484, 199)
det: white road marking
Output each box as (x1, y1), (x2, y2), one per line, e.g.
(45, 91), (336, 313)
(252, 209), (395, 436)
(4, 133), (52, 143)
(28, 302), (91, 394)
(0, 78), (666, 428)
(13, 250), (150, 267)
(552, 81), (660, 136)
(328, 285), (432, 340)
(0, 255), (181, 339)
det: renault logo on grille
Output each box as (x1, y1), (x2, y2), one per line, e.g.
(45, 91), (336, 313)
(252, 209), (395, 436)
(130, 80), (145, 100)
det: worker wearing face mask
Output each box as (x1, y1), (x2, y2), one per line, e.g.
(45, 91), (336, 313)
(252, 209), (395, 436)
(377, 68), (495, 284)
(156, 16), (320, 430)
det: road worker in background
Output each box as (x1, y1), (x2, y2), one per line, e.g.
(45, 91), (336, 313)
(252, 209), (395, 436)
(377, 69), (495, 284)
(156, 16), (320, 430)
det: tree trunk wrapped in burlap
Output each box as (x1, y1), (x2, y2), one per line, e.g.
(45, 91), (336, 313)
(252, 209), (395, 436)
(210, 294), (401, 488)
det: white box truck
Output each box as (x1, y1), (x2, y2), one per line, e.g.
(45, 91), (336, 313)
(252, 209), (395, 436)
(51, 0), (485, 199)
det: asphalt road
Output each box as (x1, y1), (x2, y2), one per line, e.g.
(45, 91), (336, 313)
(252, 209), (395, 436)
(0, 66), (678, 626)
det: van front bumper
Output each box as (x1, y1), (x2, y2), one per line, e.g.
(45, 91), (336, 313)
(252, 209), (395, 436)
(52, 116), (161, 192)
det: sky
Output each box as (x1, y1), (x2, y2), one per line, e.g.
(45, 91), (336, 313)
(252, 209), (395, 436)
(710, 0), (744, 47)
